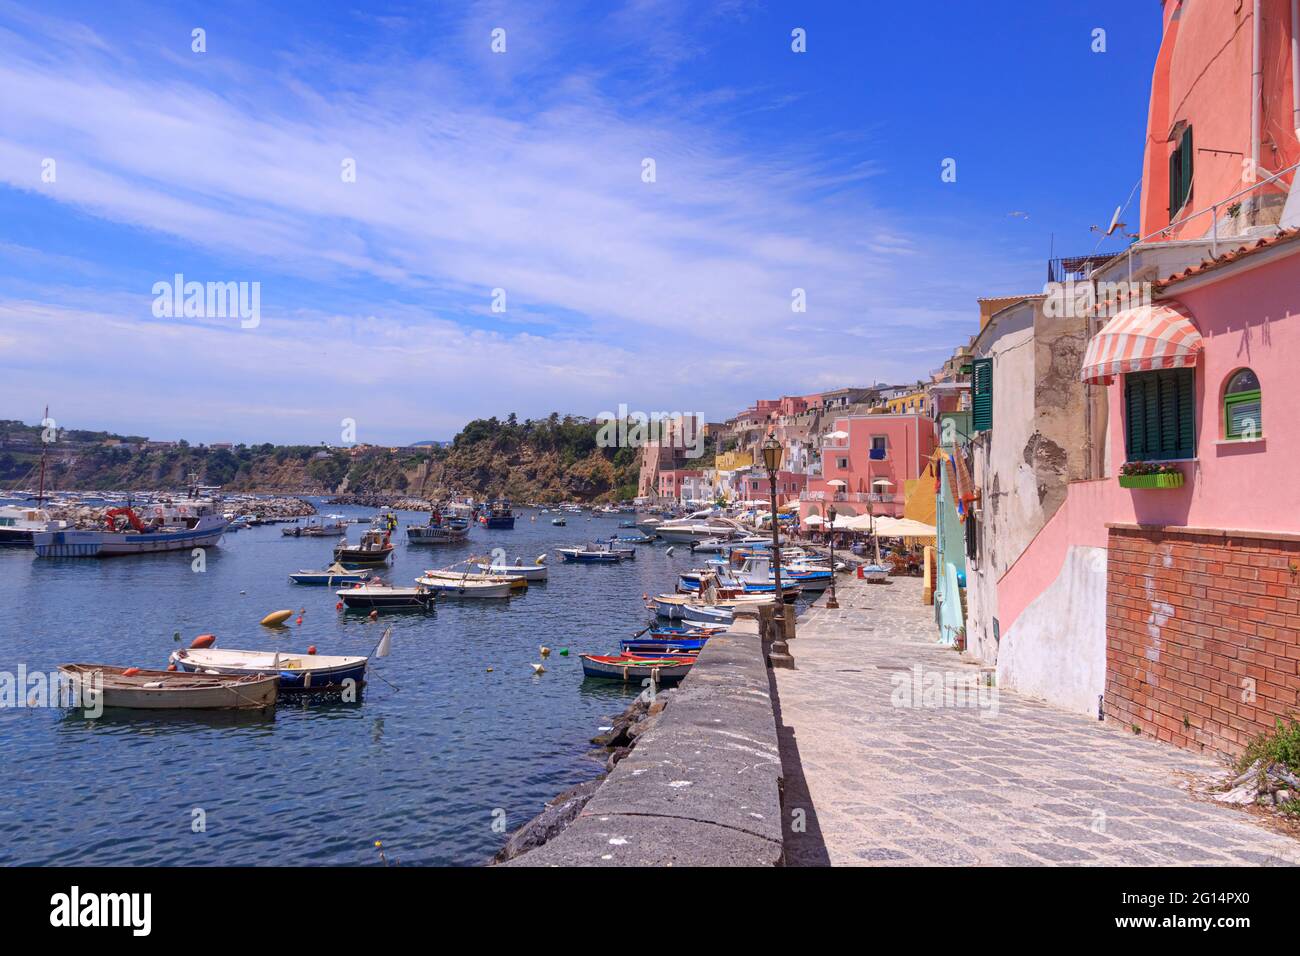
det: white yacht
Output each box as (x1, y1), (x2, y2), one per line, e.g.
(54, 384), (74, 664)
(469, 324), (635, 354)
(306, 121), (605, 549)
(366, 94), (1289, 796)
(653, 510), (748, 544)
(0, 504), (65, 547)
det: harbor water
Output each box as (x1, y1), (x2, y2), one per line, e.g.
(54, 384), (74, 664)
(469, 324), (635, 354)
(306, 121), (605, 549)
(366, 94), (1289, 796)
(0, 502), (715, 865)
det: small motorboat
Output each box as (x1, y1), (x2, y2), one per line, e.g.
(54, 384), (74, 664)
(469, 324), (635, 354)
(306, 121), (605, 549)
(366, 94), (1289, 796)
(334, 529), (395, 565)
(609, 533), (654, 545)
(648, 624), (727, 638)
(862, 564), (889, 583)
(58, 664), (278, 711)
(473, 561), (548, 582)
(681, 604), (735, 626)
(281, 515), (347, 537)
(482, 499), (516, 529)
(621, 638), (706, 654)
(289, 563), (373, 586)
(420, 567), (527, 591)
(413, 575), (512, 599)
(551, 517), (567, 526)
(556, 545), (622, 564)
(407, 510), (470, 544)
(336, 584), (435, 609)
(580, 654), (694, 683)
(170, 647), (368, 692)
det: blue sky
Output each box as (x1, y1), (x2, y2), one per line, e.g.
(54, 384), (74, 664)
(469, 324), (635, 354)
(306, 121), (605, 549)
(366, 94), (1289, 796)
(0, 0), (1161, 444)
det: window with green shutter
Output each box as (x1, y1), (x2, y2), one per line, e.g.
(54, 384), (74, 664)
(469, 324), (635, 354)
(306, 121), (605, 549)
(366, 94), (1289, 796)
(1168, 124), (1193, 218)
(1124, 368), (1195, 461)
(1223, 368), (1262, 440)
(971, 358), (993, 432)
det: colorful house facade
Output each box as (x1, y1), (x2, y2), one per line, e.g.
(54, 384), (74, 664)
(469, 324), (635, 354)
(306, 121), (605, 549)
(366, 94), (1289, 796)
(801, 413), (936, 522)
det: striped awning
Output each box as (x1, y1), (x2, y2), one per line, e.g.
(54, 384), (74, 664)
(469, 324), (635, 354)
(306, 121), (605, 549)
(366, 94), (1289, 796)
(1080, 302), (1203, 385)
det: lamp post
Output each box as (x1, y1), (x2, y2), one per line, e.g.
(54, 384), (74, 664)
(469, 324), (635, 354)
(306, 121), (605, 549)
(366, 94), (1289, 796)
(761, 435), (793, 665)
(825, 504), (839, 609)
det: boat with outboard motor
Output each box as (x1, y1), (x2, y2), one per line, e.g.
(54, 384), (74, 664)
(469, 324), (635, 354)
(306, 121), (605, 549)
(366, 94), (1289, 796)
(170, 646), (369, 692)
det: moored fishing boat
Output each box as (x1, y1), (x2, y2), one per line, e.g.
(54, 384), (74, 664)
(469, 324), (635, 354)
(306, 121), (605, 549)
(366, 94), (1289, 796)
(288, 563), (373, 586)
(334, 528), (394, 565)
(621, 637), (706, 654)
(472, 561), (548, 581)
(481, 499), (515, 529)
(170, 647), (368, 692)
(33, 506), (228, 558)
(57, 664), (278, 711)
(336, 584), (435, 609)
(555, 544), (622, 563)
(580, 654), (694, 683)
(281, 514), (347, 537)
(407, 509), (470, 544)
(420, 566), (528, 591)
(413, 575), (512, 599)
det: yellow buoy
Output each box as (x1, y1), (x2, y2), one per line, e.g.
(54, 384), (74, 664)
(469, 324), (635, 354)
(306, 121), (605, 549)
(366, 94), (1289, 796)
(260, 609), (294, 627)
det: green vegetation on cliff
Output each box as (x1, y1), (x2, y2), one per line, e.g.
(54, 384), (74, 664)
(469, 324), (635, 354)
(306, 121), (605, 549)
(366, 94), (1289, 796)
(1, 413), (643, 502)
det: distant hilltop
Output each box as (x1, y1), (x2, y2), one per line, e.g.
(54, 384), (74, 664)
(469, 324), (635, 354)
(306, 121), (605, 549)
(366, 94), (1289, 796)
(0, 414), (643, 503)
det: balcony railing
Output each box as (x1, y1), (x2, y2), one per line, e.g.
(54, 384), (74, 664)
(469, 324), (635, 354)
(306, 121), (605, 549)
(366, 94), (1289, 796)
(801, 491), (895, 504)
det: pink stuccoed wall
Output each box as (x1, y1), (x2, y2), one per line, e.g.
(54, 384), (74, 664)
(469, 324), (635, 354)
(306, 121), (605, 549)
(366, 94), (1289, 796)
(998, 244), (1300, 634)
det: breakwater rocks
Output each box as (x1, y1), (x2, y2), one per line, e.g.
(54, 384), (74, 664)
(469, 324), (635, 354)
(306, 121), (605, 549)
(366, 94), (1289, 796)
(326, 493), (433, 511)
(48, 495), (315, 529)
(492, 690), (675, 864)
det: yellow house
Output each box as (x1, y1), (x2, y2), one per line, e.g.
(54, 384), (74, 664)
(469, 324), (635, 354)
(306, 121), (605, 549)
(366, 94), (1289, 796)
(714, 449), (752, 472)
(884, 391), (926, 415)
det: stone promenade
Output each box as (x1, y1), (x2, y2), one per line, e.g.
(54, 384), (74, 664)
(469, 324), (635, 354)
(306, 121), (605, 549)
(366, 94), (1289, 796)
(775, 573), (1300, 866)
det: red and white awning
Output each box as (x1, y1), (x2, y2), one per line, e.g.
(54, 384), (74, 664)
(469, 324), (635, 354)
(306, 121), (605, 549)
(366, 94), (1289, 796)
(1080, 302), (1203, 385)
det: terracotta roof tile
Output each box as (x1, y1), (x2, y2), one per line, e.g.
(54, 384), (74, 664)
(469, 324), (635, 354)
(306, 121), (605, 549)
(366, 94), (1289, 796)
(1156, 227), (1300, 289)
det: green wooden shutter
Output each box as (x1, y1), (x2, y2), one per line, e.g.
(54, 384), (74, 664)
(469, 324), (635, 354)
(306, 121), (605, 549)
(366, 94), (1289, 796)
(971, 358), (993, 432)
(1125, 369), (1195, 461)
(1125, 374), (1147, 459)
(1179, 126), (1194, 211)
(1169, 148), (1180, 217)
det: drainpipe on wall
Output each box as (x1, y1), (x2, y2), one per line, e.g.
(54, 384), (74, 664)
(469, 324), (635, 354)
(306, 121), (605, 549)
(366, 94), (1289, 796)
(1253, 0), (1264, 176)
(1292, 0), (1300, 137)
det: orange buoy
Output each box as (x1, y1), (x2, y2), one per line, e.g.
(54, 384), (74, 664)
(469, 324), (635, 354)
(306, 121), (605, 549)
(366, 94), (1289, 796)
(191, 634), (217, 648)
(122, 667), (141, 677)
(307, 645), (317, 655)
(368, 610), (379, 620)
(166, 664), (177, 671)
(295, 616), (303, 625)
(336, 601), (344, 610)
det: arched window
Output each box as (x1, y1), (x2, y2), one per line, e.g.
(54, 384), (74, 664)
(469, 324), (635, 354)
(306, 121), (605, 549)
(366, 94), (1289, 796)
(1224, 368), (1261, 440)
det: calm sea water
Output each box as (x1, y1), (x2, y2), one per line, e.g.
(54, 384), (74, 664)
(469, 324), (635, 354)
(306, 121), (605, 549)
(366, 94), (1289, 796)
(0, 501), (709, 866)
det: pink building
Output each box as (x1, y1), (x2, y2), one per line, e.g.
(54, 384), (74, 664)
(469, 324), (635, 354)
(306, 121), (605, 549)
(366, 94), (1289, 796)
(657, 469), (703, 501)
(991, 0), (1300, 758)
(801, 413), (936, 521)
(734, 469), (807, 506)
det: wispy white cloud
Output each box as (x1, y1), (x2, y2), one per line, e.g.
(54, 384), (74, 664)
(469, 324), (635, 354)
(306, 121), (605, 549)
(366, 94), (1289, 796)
(0, 1), (995, 441)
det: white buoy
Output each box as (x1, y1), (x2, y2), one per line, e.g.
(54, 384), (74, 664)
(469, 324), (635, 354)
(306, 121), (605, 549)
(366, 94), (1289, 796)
(531, 663), (546, 674)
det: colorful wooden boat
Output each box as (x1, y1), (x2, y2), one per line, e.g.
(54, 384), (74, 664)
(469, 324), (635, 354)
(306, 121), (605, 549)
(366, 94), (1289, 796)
(58, 664), (278, 710)
(580, 654), (694, 683)
(413, 575), (512, 599)
(556, 546), (622, 563)
(336, 584), (435, 609)
(170, 647), (368, 692)
(334, 529), (395, 565)
(289, 563), (373, 586)
(621, 638), (706, 654)
(420, 567), (528, 591)
(473, 562), (548, 581)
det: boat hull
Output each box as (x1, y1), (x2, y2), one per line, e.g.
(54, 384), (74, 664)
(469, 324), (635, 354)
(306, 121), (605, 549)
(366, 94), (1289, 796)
(580, 655), (693, 683)
(33, 518), (228, 558)
(171, 649), (367, 692)
(58, 665), (278, 711)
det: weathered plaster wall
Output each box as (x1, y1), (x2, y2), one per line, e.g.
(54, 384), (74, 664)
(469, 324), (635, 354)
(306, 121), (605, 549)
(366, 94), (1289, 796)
(998, 545), (1107, 718)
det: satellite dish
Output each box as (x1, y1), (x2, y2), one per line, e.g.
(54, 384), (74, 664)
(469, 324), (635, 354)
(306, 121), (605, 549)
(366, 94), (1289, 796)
(1106, 205), (1124, 236)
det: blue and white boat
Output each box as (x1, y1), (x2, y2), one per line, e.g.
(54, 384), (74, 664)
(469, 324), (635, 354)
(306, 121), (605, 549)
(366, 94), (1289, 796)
(169, 647), (368, 692)
(33, 501), (228, 558)
(289, 563), (373, 586)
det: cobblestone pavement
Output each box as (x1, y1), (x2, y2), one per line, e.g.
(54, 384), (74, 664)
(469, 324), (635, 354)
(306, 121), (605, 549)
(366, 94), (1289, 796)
(775, 573), (1300, 866)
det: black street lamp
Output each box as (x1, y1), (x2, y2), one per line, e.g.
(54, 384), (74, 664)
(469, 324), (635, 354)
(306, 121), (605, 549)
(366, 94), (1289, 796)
(761, 434), (793, 665)
(826, 504), (839, 609)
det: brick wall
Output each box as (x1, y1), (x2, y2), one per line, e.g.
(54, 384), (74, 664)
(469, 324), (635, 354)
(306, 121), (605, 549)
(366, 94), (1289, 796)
(1104, 526), (1300, 759)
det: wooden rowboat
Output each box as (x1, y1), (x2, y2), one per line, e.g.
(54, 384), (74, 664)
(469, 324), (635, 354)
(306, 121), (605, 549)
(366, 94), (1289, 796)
(169, 647), (368, 692)
(580, 654), (694, 683)
(58, 664), (279, 711)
